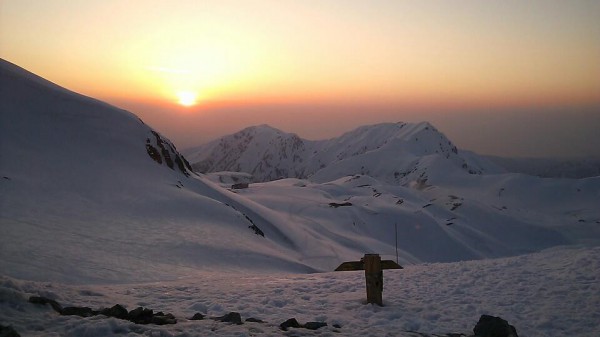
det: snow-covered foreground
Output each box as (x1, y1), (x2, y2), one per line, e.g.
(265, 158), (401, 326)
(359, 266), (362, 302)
(2, 246), (598, 337)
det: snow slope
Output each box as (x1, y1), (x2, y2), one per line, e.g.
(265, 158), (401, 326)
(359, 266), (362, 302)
(1, 59), (599, 336)
(0, 59), (317, 283)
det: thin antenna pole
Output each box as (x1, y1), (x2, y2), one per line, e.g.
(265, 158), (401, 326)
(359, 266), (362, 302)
(395, 222), (399, 265)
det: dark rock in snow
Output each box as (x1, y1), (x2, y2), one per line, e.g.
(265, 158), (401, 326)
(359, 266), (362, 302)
(213, 312), (243, 325)
(189, 312), (205, 320)
(128, 306), (155, 324)
(280, 318), (302, 331)
(329, 202), (352, 208)
(146, 144), (162, 164)
(245, 317), (265, 323)
(473, 315), (519, 337)
(0, 324), (21, 337)
(232, 183), (249, 189)
(249, 224), (265, 237)
(61, 306), (97, 317)
(304, 321), (328, 330)
(100, 304), (129, 319)
(151, 313), (177, 325)
(28, 296), (63, 313)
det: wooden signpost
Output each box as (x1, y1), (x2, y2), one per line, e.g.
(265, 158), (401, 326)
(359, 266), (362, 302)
(335, 254), (402, 306)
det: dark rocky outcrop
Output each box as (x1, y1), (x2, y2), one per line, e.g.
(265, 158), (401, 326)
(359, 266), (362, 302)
(0, 324), (21, 337)
(279, 318), (327, 331)
(100, 304), (129, 320)
(212, 312), (242, 325)
(146, 131), (191, 177)
(280, 318), (302, 331)
(61, 306), (96, 317)
(146, 143), (162, 164)
(249, 224), (265, 237)
(28, 296), (176, 325)
(473, 315), (518, 337)
(329, 202), (352, 208)
(245, 317), (265, 323)
(28, 296), (63, 313)
(304, 321), (328, 330)
(189, 313), (205, 320)
(128, 307), (155, 324)
(232, 183), (249, 189)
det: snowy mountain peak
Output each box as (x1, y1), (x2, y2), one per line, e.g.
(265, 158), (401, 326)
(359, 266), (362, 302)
(185, 121), (496, 183)
(185, 124), (310, 181)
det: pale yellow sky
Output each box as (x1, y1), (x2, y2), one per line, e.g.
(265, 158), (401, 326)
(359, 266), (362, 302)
(1, 0), (599, 156)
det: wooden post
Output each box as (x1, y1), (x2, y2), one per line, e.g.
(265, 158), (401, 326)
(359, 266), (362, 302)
(335, 253), (401, 306)
(363, 254), (383, 306)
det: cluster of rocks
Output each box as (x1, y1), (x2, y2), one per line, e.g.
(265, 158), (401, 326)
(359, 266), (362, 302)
(279, 318), (332, 331)
(23, 295), (518, 337)
(145, 130), (193, 177)
(188, 312), (330, 331)
(28, 296), (176, 325)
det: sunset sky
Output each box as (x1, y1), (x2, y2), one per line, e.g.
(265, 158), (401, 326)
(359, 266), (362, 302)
(1, 0), (599, 157)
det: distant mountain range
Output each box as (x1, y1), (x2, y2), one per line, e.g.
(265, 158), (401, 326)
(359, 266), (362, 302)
(185, 125), (600, 181)
(484, 155), (600, 179)
(184, 123), (503, 184)
(2, 58), (599, 285)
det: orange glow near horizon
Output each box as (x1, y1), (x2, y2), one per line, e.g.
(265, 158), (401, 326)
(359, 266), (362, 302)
(1, 1), (598, 112)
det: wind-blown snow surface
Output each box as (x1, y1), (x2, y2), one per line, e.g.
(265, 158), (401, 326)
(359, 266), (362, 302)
(2, 59), (600, 336)
(1, 246), (599, 336)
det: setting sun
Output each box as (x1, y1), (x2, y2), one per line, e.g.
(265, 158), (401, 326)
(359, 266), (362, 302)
(176, 91), (197, 107)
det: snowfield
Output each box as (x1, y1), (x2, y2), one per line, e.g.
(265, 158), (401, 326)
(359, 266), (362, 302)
(1, 58), (599, 336)
(1, 246), (598, 336)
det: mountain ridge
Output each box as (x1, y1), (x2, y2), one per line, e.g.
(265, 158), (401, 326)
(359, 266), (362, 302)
(184, 121), (501, 184)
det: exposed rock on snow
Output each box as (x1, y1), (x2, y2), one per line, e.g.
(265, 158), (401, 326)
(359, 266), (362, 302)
(28, 296), (177, 325)
(212, 312), (243, 325)
(473, 315), (519, 337)
(279, 317), (302, 331)
(147, 130), (194, 176)
(0, 325), (20, 337)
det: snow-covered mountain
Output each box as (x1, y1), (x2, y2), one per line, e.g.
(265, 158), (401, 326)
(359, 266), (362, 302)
(186, 124), (313, 181)
(2, 59), (600, 336)
(0, 59), (318, 283)
(2, 58), (599, 282)
(185, 122), (502, 184)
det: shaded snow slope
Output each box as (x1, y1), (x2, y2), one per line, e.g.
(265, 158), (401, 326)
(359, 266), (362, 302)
(223, 174), (599, 268)
(0, 59), (316, 283)
(185, 122), (503, 184)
